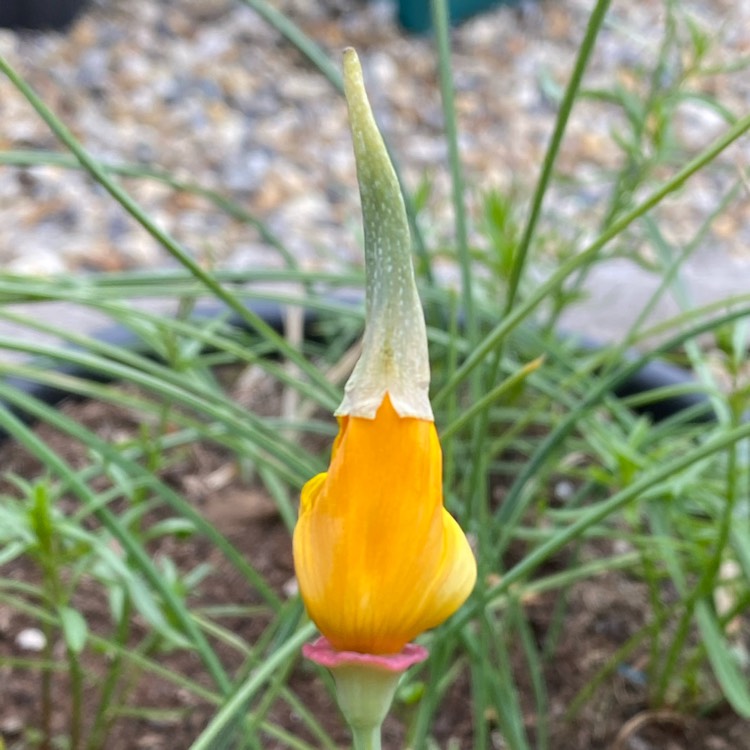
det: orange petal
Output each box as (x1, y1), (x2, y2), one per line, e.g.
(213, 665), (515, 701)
(293, 395), (476, 654)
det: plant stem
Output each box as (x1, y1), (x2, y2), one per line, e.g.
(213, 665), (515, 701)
(506, 0), (612, 313)
(430, 0), (473, 350)
(87, 599), (132, 750)
(40, 619), (53, 750)
(188, 624), (315, 750)
(351, 725), (381, 750)
(69, 651), (84, 750)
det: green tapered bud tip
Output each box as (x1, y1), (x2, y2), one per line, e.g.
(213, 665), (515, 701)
(337, 46), (433, 421)
(342, 47), (395, 191)
(343, 47), (361, 94)
(342, 48), (368, 142)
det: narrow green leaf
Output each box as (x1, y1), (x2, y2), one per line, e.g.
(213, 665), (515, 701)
(695, 600), (750, 717)
(58, 605), (88, 655)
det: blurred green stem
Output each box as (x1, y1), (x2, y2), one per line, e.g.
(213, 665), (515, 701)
(352, 726), (381, 750)
(506, 0), (612, 312)
(32, 485), (61, 750)
(87, 599), (133, 750)
(40, 624), (52, 750)
(237, 0), (342, 92)
(431, 0), (474, 348)
(188, 623), (315, 750)
(69, 652), (84, 750)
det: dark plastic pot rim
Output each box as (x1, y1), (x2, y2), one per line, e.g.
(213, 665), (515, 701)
(0, 296), (730, 444)
(0, 0), (87, 31)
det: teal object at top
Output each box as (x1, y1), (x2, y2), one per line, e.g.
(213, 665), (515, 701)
(398, 0), (517, 32)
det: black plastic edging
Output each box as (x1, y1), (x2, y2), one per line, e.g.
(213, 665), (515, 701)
(0, 298), (727, 443)
(0, 0), (87, 30)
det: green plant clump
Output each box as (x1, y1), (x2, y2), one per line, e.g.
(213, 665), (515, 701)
(0, 0), (749, 748)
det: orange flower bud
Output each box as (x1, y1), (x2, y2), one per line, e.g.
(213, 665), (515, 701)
(294, 395), (476, 654)
(293, 48), (476, 657)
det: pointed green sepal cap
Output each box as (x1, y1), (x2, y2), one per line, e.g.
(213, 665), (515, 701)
(337, 48), (432, 421)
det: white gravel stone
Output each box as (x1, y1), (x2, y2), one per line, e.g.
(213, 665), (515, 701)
(15, 627), (47, 652)
(8, 248), (68, 276)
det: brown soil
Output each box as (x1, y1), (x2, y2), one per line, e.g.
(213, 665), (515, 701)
(0, 390), (748, 749)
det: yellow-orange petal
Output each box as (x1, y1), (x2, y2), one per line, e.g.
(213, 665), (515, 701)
(293, 395), (476, 654)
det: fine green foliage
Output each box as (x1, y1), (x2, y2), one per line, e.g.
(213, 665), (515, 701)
(1, 0), (749, 748)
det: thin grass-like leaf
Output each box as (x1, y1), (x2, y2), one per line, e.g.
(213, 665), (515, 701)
(0, 382), (282, 610)
(187, 623), (315, 750)
(0, 403), (233, 694)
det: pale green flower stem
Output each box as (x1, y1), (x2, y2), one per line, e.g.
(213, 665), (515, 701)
(331, 664), (400, 750)
(351, 725), (381, 750)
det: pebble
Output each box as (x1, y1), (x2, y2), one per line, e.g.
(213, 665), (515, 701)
(222, 150), (272, 193)
(15, 627), (47, 652)
(282, 576), (299, 599)
(8, 247), (68, 276)
(0, 714), (23, 736)
(553, 479), (575, 503)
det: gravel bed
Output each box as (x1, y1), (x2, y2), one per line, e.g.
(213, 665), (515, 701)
(0, 0), (748, 279)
